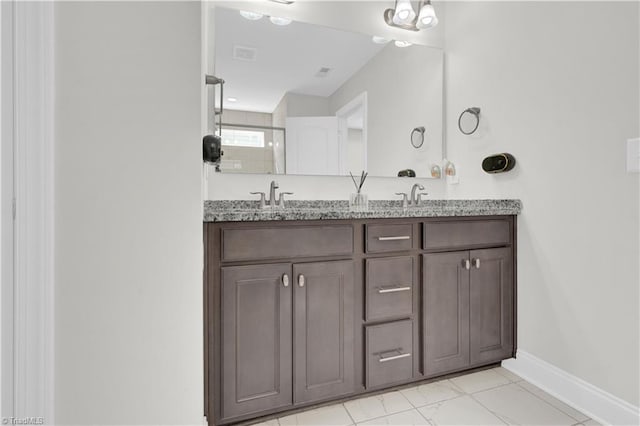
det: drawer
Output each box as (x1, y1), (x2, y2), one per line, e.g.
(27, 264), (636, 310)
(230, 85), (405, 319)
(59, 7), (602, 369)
(366, 224), (414, 253)
(366, 320), (414, 388)
(222, 225), (353, 261)
(423, 219), (510, 250)
(366, 257), (414, 321)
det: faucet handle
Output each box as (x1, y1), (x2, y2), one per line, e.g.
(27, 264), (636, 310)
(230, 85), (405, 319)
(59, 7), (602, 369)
(278, 192), (294, 208)
(250, 191), (267, 209)
(395, 192), (409, 209)
(417, 192), (429, 204)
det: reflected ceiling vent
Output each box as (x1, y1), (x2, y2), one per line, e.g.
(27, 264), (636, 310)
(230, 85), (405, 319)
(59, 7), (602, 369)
(315, 67), (332, 78)
(233, 46), (257, 61)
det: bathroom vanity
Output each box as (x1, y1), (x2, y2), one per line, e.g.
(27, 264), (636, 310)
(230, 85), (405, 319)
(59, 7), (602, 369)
(203, 200), (521, 425)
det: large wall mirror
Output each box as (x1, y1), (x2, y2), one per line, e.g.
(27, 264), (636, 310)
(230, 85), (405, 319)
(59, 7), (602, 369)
(210, 5), (444, 178)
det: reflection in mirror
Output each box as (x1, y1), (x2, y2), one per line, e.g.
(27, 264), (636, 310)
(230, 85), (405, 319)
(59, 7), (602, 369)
(458, 107), (481, 135)
(212, 6), (443, 178)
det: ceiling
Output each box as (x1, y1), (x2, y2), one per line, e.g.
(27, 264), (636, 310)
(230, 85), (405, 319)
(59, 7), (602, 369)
(214, 7), (386, 114)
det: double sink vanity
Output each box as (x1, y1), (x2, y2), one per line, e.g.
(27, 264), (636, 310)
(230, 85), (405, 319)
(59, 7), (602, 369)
(203, 196), (522, 425)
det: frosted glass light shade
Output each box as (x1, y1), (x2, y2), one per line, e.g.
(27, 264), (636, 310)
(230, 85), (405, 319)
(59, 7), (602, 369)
(416, 3), (438, 29)
(392, 0), (416, 25)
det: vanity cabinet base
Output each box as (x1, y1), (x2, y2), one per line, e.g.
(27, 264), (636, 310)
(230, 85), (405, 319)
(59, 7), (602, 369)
(205, 216), (517, 425)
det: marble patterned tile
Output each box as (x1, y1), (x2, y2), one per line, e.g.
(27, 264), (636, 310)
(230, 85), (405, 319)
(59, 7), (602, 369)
(493, 366), (523, 382)
(400, 379), (465, 408)
(473, 383), (578, 425)
(278, 404), (353, 426)
(344, 391), (414, 423)
(581, 419), (602, 425)
(449, 369), (511, 394)
(418, 395), (507, 425)
(518, 381), (590, 422)
(252, 420), (279, 426)
(356, 409), (430, 425)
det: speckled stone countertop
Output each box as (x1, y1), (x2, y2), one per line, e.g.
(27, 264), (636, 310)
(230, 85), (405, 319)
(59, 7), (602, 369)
(203, 199), (522, 222)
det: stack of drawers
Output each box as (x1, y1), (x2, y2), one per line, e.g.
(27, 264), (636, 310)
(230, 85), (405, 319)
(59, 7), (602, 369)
(364, 223), (418, 389)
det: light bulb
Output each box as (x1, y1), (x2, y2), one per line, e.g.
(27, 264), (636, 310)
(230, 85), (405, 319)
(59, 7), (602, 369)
(416, 2), (438, 29)
(270, 16), (292, 26)
(239, 10), (263, 20)
(392, 0), (416, 25)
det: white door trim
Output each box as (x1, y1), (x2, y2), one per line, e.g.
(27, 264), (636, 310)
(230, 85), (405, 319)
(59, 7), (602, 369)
(1, 0), (16, 418)
(11, 1), (55, 423)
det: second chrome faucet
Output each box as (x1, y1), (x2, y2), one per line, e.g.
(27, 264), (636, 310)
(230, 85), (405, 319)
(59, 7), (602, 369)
(251, 180), (293, 209)
(396, 183), (428, 208)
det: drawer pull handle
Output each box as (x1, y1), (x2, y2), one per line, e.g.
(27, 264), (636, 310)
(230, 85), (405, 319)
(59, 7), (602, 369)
(379, 352), (411, 363)
(377, 236), (411, 241)
(377, 286), (411, 294)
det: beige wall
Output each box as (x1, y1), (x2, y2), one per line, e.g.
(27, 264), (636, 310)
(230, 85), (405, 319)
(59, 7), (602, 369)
(444, 1), (640, 406)
(55, 2), (203, 424)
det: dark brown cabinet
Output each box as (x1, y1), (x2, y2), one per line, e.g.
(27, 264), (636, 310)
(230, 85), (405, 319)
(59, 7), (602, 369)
(219, 260), (355, 421)
(423, 247), (514, 376)
(206, 216), (516, 425)
(293, 261), (355, 404)
(221, 264), (292, 419)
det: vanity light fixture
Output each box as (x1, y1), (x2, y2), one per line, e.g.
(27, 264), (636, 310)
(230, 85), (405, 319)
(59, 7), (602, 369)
(384, 0), (439, 32)
(269, 16), (293, 26)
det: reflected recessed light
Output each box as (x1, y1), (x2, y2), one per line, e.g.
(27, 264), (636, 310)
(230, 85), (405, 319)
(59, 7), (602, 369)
(372, 36), (390, 44)
(269, 0), (295, 4)
(270, 16), (292, 26)
(394, 40), (413, 48)
(239, 10), (263, 20)
(227, 97), (237, 102)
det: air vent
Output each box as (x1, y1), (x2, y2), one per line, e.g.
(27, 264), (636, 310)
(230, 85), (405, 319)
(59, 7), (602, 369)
(233, 46), (257, 62)
(315, 67), (332, 78)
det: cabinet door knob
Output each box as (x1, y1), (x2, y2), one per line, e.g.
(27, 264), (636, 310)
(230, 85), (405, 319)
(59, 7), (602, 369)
(282, 273), (289, 287)
(473, 258), (481, 269)
(298, 274), (305, 287)
(462, 259), (470, 270)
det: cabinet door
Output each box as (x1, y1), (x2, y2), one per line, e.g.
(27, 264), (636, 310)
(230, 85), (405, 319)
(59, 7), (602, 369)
(221, 264), (292, 420)
(423, 252), (470, 376)
(293, 261), (355, 404)
(470, 247), (514, 364)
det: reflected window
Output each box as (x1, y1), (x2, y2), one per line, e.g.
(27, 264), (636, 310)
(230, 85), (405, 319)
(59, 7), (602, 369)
(220, 129), (265, 148)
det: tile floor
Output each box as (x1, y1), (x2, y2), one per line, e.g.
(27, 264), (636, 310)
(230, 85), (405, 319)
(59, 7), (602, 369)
(254, 367), (600, 426)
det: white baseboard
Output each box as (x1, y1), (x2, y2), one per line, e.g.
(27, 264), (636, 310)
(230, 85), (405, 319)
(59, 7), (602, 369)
(502, 350), (639, 426)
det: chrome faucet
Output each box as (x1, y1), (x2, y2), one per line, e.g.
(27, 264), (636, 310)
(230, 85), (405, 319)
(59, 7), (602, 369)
(250, 180), (293, 209)
(269, 180), (279, 206)
(396, 183), (428, 208)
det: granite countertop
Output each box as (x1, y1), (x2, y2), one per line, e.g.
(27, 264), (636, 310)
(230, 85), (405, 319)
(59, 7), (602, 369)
(203, 199), (522, 222)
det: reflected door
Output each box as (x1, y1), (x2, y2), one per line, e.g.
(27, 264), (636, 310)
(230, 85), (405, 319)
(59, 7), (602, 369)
(286, 117), (339, 175)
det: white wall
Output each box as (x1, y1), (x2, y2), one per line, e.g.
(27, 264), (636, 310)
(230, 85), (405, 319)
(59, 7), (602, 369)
(329, 43), (443, 177)
(55, 2), (203, 424)
(444, 1), (639, 407)
(286, 93), (331, 117)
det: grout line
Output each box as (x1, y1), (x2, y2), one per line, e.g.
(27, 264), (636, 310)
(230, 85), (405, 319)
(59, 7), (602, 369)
(467, 393), (511, 426)
(514, 381), (589, 423)
(342, 402), (357, 426)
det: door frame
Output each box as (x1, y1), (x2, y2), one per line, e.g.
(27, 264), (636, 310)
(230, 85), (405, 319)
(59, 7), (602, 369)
(1, 1), (55, 422)
(335, 92), (368, 175)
